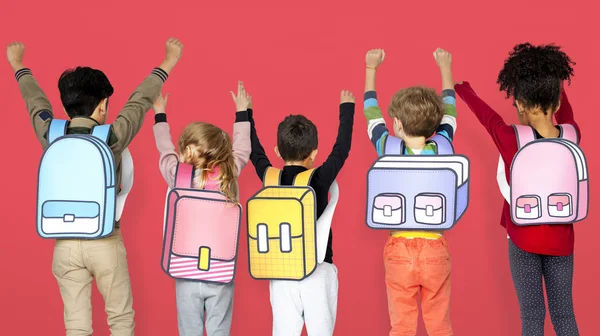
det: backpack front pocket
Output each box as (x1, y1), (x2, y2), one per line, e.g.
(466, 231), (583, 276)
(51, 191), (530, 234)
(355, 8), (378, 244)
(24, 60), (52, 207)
(414, 193), (446, 225)
(372, 193), (405, 225)
(515, 195), (541, 220)
(41, 201), (101, 234)
(548, 193), (572, 218)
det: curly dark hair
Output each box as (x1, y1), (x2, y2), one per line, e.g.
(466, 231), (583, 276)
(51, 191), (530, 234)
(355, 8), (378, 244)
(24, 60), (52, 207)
(497, 43), (575, 114)
(277, 115), (318, 161)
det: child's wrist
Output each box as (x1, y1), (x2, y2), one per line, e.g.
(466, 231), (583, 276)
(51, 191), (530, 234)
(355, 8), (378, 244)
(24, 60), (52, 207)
(366, 66), (378, 71)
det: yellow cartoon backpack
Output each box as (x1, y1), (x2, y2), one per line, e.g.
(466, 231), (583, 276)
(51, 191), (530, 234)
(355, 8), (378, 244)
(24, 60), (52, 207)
(247, 167), (319, 280)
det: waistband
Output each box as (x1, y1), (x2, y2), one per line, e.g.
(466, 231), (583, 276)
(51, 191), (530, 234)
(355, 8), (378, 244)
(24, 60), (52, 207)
(391, 230), (443, 239)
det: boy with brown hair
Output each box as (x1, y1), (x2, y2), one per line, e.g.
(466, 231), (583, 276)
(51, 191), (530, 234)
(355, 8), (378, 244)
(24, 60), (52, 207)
(7, 38), (183, 336)
(363, 48), (457, 336)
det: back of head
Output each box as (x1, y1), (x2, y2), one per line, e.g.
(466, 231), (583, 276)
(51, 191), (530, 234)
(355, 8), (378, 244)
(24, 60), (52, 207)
(58, 67), (114, 119)
(497, 43), (575, 113)
(178, 122), (239, 203)
(388, 86), (445, 138)
(277, 115), (318, 161)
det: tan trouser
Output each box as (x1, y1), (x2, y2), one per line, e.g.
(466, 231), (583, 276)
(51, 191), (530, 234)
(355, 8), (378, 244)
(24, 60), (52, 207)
(52, 229), (135, 336)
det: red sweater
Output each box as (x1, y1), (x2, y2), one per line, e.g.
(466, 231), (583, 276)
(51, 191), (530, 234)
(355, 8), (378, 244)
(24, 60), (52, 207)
(455, 82), (579, 256)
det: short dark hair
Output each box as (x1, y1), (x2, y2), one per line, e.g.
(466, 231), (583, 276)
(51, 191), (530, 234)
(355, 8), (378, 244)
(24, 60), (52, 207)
(497, 43), (575, 114)
(58, 67), (114, 118)
(277, 115), (318, 161)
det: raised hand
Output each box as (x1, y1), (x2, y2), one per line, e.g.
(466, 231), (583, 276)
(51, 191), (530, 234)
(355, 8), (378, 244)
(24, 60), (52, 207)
(7, 42), (25, 71)
(230, 81), (251, 112)
(165, 38), (184, 63)
(433, 48), (452, 69)
(366, 49), (385, 69)
(340, 90), (356, 104)
(153, 92), (169, 115)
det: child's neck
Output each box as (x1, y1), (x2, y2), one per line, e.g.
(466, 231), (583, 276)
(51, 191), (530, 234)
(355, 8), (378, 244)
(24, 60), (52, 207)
(529, 118), (559, 138)
(402, 135), (427, 151)
(284, 160), (312, 169)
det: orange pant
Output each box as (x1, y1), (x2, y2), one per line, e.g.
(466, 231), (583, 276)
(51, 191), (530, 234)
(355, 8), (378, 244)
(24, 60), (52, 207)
(384, 236), (453, 336)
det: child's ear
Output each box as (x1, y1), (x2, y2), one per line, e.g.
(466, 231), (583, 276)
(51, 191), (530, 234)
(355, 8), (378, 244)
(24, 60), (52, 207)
(274, 146), (282, 159)
(515, 101), (525, 115)
(310, 149), (318, 161)
(553, 99), (562, 114)
(98, 98), (108, 116)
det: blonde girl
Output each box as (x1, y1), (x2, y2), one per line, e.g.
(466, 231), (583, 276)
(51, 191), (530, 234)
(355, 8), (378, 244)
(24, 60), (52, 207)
(152, 81), (251, 336)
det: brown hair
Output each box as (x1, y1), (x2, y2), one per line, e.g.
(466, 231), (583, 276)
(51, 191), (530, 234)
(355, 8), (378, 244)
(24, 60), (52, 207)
(177, 122), (239, 203)
(387, 86), (445, 138)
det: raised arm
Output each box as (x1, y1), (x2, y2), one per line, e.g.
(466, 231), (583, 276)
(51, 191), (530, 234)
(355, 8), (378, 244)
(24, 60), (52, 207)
(8, 42), (54, 148)
(433, 48), (457, 141)
(111, 38), (184, 157)
(314, 90), (355, 185)
(363, 49), (391, 156)
(454, 81), (517, 153)
(152, 93), (179, 188)
(230, 81), (251, 177)
(248, 106), (272, 181)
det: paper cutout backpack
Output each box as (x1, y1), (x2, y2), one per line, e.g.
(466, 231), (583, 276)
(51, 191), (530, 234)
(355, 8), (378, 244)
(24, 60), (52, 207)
(498, 124), (588, 226)
(161, 163), (241, 283)
(366, 134), (470, 230)
(246, 167), (339, 281)
(37, 119), (134, 239)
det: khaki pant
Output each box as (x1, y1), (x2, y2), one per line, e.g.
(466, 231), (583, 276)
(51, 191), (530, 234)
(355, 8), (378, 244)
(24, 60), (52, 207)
(52, 229), (135, 336)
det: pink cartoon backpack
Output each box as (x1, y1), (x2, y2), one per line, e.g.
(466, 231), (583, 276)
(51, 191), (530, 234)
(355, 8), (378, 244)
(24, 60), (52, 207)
(509, 124), (588, 225)
(161, 163), (241, 283)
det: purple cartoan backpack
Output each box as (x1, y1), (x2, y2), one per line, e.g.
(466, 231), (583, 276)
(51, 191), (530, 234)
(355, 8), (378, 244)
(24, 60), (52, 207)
(366, 134), (470, 230)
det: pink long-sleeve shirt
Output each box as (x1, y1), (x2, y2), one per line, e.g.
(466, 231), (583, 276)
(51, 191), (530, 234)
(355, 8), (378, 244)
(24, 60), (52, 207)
(153, 112), (251, 189)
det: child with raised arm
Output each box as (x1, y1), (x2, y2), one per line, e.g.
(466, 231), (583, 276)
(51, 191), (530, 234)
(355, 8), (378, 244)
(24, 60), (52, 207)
(7, 38), (183, 335)
(248, 90), (355, 336)
(455, 43), (579, 336)
(152, 81), (251, 336)
(363, 48), (457, 336)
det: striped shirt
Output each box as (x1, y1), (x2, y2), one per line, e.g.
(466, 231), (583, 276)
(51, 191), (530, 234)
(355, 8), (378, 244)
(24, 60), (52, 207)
(364, 89), (458, 238)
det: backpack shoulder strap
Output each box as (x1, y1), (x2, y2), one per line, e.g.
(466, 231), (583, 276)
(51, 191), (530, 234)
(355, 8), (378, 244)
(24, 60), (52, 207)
(430, 134), (454, 155)
(48, 119), (68, 143)
(558, 124), (579, 144)
(383, 135), (404, 155)
(513, 125), (536, 149)
(263, 167), (282, 187)
(91, 124), (111, 143)
(174, 163), (194, 189)
(293, 168), (316, 187)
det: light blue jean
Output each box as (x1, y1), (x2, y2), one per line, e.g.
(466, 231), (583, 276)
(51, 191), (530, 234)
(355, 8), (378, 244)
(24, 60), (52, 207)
(175, 279), (234, 336)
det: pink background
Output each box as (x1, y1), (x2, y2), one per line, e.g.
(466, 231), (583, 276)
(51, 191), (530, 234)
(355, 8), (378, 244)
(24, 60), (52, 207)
(1, 0), (598, 335)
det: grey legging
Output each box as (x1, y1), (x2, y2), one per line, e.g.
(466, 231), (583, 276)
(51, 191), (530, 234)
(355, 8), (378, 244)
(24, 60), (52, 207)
(508, 240), (579, 336)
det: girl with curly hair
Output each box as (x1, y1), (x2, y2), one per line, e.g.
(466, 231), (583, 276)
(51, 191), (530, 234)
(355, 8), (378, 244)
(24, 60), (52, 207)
(455, 43), (580, 336)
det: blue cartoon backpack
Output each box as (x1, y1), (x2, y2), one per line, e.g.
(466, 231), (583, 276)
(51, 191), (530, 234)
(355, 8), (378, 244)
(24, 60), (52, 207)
(36, 119), (133, 239)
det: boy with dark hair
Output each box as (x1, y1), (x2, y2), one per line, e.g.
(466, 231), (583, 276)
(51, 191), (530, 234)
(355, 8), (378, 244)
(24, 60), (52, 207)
(7, 38), (183, 336)
(249, 90), (355, 336)
(363, 48), (457, 336)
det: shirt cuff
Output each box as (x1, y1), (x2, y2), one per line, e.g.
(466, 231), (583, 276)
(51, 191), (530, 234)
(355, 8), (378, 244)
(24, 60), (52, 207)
(236, 110), (249, 122)
(15, 68), (32, 81)
(247, 108), (254, 120)
(441, 89), (456, 98)
(155, 113), (167, 124)
(151, 68), (169, 82)
(364, 91), (377, 100)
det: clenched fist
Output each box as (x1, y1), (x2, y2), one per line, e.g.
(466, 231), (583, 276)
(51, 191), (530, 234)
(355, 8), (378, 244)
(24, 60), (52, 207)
(340, 90), (355, 104)
(433, 48), (452, 69)
(366, 49), (385, 69)
(165, 38), (184, 63)
(7, 42), (25, 67)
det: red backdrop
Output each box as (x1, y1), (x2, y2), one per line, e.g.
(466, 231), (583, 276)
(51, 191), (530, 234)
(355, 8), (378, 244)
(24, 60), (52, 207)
(1, 0), (598, 335)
